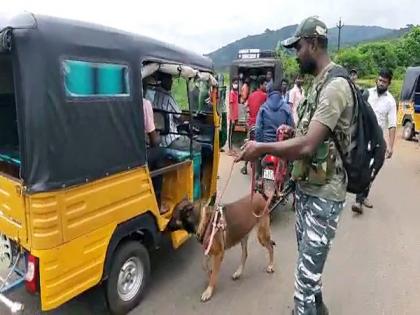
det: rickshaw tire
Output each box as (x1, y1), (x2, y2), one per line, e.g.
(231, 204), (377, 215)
(402, 121), (414, 140)
(105, 241), (151, 315)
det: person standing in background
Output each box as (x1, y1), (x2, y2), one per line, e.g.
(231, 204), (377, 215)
(241, 77), (250, 104)
(266, 70), (274, 93)
(241, 77), (267, 175)
(288, 76), (305, 124)
(228, 78), (239, 155)
(351, 68), (397, 214)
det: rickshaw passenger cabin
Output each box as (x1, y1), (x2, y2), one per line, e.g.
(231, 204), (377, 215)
(398, 66), (420, 140)
(0, 12), (221, 315)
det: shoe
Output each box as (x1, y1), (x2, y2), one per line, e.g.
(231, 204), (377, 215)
(363, 198), (373, 208)
(291, 305), (328, 315)
(317, 303), (329, 315)
(351, 202), (363, 214)
(315, 293), (329, 315)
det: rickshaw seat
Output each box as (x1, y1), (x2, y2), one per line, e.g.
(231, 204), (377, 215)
(150, 148), (202, 200)
(163, 148), (194, 162)
(0, 149), (20, 166)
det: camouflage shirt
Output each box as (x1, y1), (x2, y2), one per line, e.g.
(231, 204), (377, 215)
(294, 62), (354, 202)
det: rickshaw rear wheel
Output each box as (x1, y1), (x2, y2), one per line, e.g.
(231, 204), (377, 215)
(106, 241), (151, 315)
(402, 121), (414, 140)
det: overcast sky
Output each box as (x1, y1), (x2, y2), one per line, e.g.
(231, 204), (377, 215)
(5, 0), (420, 54)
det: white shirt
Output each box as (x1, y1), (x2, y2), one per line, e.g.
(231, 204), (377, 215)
(289, 85), (305, 123)
(367, 88), (397, 131)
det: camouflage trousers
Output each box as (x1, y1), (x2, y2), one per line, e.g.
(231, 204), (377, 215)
(294, 188), (344, 315)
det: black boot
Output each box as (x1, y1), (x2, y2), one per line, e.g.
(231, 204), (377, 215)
(291, 294), (329, 315)
(315, 293), (329, 315)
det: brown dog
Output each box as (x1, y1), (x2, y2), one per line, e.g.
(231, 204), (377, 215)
(168, 192), (275, 302)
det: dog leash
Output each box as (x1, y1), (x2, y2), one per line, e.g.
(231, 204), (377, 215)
(203, 159), (235, 256)
(215, 159), (235, 206)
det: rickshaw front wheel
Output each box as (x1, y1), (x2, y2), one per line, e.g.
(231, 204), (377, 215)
(402, 121), (414, 140)
(106, 241), (151, 315)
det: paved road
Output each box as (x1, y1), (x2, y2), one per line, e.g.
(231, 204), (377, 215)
(3, 137), (420, 315)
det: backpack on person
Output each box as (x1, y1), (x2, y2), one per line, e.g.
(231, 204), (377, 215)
(321, 67), (386, 194)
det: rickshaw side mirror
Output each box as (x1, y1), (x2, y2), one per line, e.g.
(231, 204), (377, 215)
(153, 110), (170, 135)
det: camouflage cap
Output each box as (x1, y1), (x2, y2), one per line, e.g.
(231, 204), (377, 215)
(281, 16), (328, 48)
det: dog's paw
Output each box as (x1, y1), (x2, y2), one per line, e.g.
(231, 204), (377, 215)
(266, 265), (275, 274)
(201, 287), (214, 302)
(231, 270), (242, 280)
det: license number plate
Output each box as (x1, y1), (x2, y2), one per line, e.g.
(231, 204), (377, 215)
(263, 169), (274, 180)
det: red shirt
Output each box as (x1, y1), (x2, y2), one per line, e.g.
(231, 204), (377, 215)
(229, 90), (239, 121)
(247, 89), (267, 127)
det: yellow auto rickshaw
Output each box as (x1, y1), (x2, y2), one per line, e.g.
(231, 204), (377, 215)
(398, 66), (420, 140)
(0, 12), (222, 314)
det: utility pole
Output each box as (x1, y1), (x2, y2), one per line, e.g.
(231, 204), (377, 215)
(337, 17), (344, 52)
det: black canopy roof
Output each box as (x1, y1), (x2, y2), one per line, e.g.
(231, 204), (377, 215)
(0, 12), (213, 71)
(0, 12), (213, 193)
(400, 67), (420, 101)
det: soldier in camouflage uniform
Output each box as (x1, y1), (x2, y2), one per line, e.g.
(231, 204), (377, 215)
(236, 17), (354, 315)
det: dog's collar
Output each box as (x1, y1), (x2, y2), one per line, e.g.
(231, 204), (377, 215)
(254, 187), (270, 201)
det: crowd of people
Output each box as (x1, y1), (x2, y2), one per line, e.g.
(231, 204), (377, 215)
(227, 70), (305, 174)
(233, 16), (398, 315)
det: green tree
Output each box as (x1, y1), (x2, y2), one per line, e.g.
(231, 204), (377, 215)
(334, 47), (377, 76)
(397, 26), (420, 67)
(358, 41), (398, 72)
(276, 46), (299, 82)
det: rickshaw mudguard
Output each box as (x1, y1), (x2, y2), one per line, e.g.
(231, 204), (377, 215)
(0, 175), (28, 249)
(32, 222), (116, 311)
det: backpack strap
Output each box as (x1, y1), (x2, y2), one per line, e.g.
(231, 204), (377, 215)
(320, 70), (360, 158)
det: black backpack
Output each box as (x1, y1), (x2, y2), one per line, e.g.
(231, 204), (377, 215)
(321, 66), (386, 194)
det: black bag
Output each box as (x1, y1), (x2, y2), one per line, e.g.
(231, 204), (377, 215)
(323, 67), (386, 194)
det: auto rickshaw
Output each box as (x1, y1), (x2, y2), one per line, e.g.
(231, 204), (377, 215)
(398, 66), (420, 140)
(229, 49), (283, 145)
(0, 12), (221, 314)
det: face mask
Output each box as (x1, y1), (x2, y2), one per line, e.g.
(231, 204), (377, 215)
(232, 84), (238, 89)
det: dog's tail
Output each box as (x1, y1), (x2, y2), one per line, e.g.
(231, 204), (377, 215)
(271, 240), (276, 247)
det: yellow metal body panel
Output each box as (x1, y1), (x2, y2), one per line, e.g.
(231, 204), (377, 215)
(415, 115), (420, 132)
(161, 161), (193, 207)
(27, 167), (162, 250)
(397, 101), (414, 126)
(398, 100), (420, 133)
(170, 230), (189, 249)
(0, 175), (28, 247)
(211, 89), (221, 198)
(32, 222), (115, 311)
